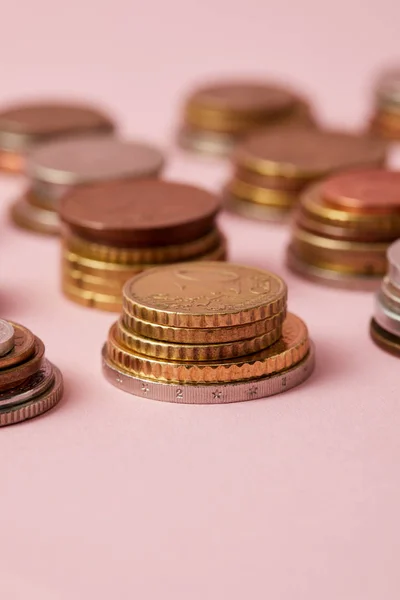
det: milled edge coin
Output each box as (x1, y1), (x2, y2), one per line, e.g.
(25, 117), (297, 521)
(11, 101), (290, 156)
(0, 359), (54, 409)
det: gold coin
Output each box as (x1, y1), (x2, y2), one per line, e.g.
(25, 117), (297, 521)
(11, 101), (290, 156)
(226, 194), (291, 222)
(107, 313), (308, 384)
(64, 227), (223, 265)
(122, 309), (286, 344)
(123, 262), (287, 328)
(62, 265), (123, 295)
(62, 281), (122, 312)
(114, 318), (282, 362)
(227, 179), (297, 207)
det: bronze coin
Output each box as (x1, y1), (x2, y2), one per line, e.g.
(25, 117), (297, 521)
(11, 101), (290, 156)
(0, 323), (36, 370)
(59, 179), (222, 246)
(0, 336), (45, 391)
(321, 169), (400, 215)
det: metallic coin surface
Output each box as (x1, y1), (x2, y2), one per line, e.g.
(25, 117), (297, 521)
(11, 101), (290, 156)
(370, 318), (400, 357)
(11, 197), (59, 235)
(62, 282), (122, 312)
(227, 178), (297, 207)
(114, 318), (282, 361)
(374, 293), (400, 337)
(59, 179), (221, 246)
(107, 313), (308, 384)
(380, 277), (400, 313)
(386, 239), (400, 288)
(123, 262), (287, 327)
(0, 365), (63, 426)
(102, 342), (315, 404)
(0, 323), (36, 369)
(0, 359), (54, 409)
(0, 320), (14, 357)
(0, 336), (45, 390)
(234, 128), (387, 178)
(178, 127), (236, 156)
(226, 194), (291, 222)
(29, 137), (163, 189)
(122, 309), (286, 344)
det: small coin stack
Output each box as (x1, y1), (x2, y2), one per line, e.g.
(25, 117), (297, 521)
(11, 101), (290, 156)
(11, 137), (164, 235)
(178, 80), (315, 157)
(59, 180), (226, 312)
(0, 101), (115, 174)
(370, 68), (400, 140)
(370, 239), (400, 356)
(287, 170), (400, 289)
(226, 128), (388, 221)
(0, 319), (63, 426)
(102, 262), (315, 404)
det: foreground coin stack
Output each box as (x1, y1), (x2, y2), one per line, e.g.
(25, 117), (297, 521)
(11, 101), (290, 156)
(102, 262), (314, 403)
(288, 170), (400, 289)
(226, 128), (388, 221)
(60, 180), (226, 311)
(0, 319), (63, 426)
(370, 239), (400, 356)
(370, 68), (400, 140)
(178, 80), (315, 157)
(0, 101), (115, 174)
(11, 136), (164, 235)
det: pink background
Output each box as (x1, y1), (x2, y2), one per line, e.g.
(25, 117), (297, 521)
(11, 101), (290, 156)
(1, 1), (400, 598)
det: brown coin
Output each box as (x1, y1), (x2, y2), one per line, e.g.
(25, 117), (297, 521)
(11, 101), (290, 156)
(321, 170), (400, 215)
(59, 179), (222, 246)
(234, 128), (387, 178)
(0, 323), (36, 369)
(0, 336), (45, 391)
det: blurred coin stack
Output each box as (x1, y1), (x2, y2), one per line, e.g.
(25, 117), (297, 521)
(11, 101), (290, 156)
(0, 319), (63, 426)
(370, 239), (400, 356)
(370, 68), (400, 140)
(11, 137), (164, 235)
(288, 170), (400, 289)
(178, 80), (315, 157)
(0, 101), (115, 174)
(102, 262), (315, 403)
(226, 128), (388, 221)
(59, 180), (226, 312)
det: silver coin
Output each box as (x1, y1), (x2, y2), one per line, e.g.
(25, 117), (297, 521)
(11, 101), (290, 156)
(380, 277), (400, 314)
(178, 127), (235, 157)
(374, 293), (400, 337)
(101, 343), (315, 404)
(287, 245), (382, 291)
(11, 197), (59, 235)
(0, 359), (54, 409)
(0, 320), (14, 357)
(28, 136), (164, 202)
(226, 194), (291, 222)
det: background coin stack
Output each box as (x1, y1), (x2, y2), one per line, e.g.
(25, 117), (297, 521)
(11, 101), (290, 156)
(370, 239), (400, 356)
(0, 101), (115, 174)
(225, 128), (388, 221)
(59, 180), (226, 311)
(0, 319), (63, 426)
(178, 80), (315, 157)
(11, 136), (164, 235)
(287, 169), (400, 289)
(102, 262), (315, 403)
(370, 69), (400, 140)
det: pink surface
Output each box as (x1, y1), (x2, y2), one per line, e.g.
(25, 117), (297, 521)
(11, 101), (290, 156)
(1, 1), (400, 598)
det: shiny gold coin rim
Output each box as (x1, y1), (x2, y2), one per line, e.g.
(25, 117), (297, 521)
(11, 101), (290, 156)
(226, 194), (291, 222)
(227, 179), (297, 207)
(292, 226), (389, 252)
(62, 266), (123, 295)
(62, 281), (122, 312)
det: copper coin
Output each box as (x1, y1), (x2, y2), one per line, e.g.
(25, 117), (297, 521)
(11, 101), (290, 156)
(0, 336), (45, 391)
(59, 179), (222, 246)
(0, 323), (36, 369)
(234, 128), (387, 178)
(321, 169), (400, 215)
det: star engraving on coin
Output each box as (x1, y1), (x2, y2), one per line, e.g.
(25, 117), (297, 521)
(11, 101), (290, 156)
(141, 383), (150, 394)
(248, 385), (258, 398)
(212, 389), (222, 400)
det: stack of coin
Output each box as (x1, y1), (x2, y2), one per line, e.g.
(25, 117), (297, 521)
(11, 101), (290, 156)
(102, 262), (315, 403)
(370, 239), (400, 356)
(0, 319), (63, 426)
(178, 80), (315, 157)
(370, 68), (400, 140)
(287, 170), (400, 289)
(11, 136), (164, 235)
(0, 101), (115, 173)
(59, 180), (227, 312)
(226, 128), (388, 221)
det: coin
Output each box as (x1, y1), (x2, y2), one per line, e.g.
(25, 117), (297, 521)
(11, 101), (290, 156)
(0, 323), (36, 369)
(226, 194), (291, 222)
(102, 342), (315, 404)
(374, 293), (400, 337)
(234, 128), (387, 178)
(59, 179), (222, 246)
(178, 127), (236, 156)
(123, 262), (287, 327)
(387, 238), (400, 287)
(380, 277), (400, 313)
(370, 318), (400, 357)
(0, 336), (45, 390)
(0, 320), (14, 357)
(0, 365), (63, 426)
(122, 309), (286, 344)
(106, 313), (308, 384)
(0, 359), (54, 409)
(227, 179), (297, 207)
(114, 318), (282, 361)
(10, 197), (59, 235)
(62, 282), (122, 312)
